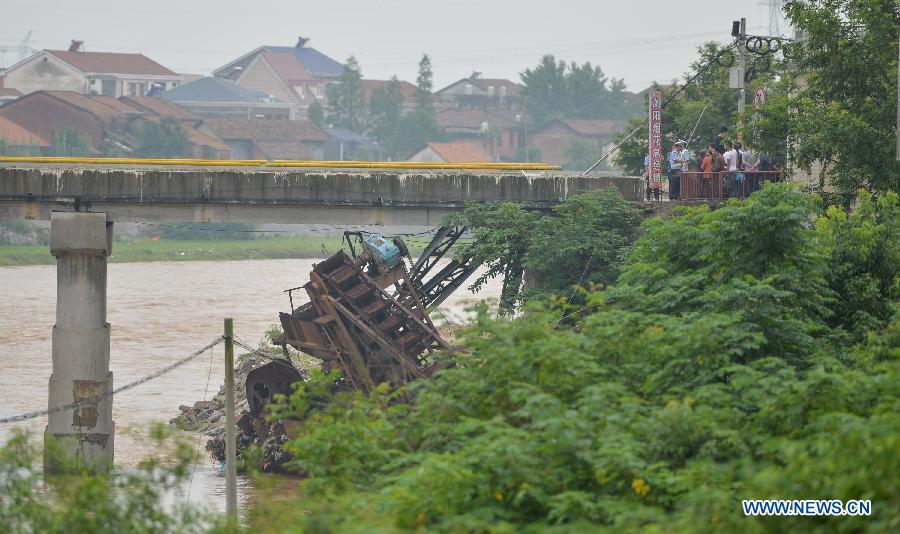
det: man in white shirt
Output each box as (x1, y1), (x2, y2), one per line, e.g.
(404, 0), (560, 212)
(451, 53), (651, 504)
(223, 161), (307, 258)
(722, 141), (739, 171)
(667, 140), (689, 200)
(722, 141), (745, 197)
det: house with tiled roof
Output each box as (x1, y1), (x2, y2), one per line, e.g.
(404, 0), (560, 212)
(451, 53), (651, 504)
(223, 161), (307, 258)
(435, 75), (523, 112)
(407, 141), (491, 163)
(0, 88), (22, 105)
(2, 41), (182, 97)
(0, 116), (49, 155)
(162, 77), (292, 119)
(437, 109), (526, 161)
(530, 118), (625, 168)
(213, 38), (342, 119)
(361, 79), (419, 112)
(0, 90), (228, 158)
(201, 118), (328, 160)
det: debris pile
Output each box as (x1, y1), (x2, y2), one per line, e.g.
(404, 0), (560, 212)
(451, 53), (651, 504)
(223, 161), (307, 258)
(172, 228), (479, 472)
(171, 356), (300, 472)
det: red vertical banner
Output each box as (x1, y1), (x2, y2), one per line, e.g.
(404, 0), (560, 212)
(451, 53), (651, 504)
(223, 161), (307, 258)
(648, 91), (663, 190)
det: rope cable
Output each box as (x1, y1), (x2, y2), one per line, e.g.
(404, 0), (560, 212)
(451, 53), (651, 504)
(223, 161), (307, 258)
(0, 336), (225, 426)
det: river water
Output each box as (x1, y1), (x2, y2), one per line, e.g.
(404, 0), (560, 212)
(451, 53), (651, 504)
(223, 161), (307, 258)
(0, 258), (499, 512)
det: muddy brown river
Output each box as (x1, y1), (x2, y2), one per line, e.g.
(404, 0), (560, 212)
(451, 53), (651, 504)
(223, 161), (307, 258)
(0, 258), (500, 512)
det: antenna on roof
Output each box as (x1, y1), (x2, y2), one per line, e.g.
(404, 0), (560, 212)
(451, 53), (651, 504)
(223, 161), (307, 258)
(296, 36), (310, 48)
(470, 71), (481, 79)
(68, 40), (83, 52)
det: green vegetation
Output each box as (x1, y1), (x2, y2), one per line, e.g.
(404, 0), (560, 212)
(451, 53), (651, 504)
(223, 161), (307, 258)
(0, 426), (218, 532)
(0, 236), (345, 266)
(136, 117), (191, 158)
(263, 184), (899, 532)
(449, 189), (642, 313)
(521, 55), (643, 127)
(752, 0), (900, 198)
(146, 223), (257, 241)
(52, 128), (92, 157)
(328, 55), (366, 134)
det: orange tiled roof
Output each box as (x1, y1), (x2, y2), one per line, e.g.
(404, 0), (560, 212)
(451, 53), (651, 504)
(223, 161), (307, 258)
(204, 118), (328, 143)
(426, 141), (490, 163)
(120, 96), (200, 121)
(46, 50), (177, 76)
(0, 116), (49, 146)
(43, 91), (130, 119)
(554, 119), (623, 137)
(361, 79), (418, 104)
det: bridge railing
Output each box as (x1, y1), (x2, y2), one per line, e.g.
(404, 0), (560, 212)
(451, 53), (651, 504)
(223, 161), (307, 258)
(680, 170), (783, 202)
(0, 155), (561, 171)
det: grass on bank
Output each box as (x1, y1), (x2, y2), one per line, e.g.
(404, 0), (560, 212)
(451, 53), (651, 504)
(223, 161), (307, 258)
(0, 235), (436, 267)
(0, 236), (346, 266)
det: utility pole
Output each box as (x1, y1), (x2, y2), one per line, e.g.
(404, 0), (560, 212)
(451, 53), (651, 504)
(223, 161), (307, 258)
(737, 17), (747, 141)
(223, 318), (238, 525)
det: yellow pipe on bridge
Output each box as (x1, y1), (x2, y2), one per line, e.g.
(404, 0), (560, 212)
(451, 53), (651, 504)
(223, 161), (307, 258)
(0, 156), (561, 171)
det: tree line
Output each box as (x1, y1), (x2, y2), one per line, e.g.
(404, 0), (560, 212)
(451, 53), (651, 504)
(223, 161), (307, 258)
(317, 53), (644, 162)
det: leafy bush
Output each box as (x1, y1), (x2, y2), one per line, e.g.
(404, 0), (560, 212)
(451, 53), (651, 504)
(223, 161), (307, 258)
(265, 184), (899, 532)
(0, 425), (220, 533)
(449, 188), (642, 313)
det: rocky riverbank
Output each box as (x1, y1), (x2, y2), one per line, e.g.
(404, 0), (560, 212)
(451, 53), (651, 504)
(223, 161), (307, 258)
(170, 354), (301, 473)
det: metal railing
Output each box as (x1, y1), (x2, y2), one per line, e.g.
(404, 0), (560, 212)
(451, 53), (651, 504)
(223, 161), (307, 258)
(679, 170), (783, 201)
(0, 155), (561, 171)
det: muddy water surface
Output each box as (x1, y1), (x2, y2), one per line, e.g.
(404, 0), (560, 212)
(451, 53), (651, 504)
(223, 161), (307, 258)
(0, 258), (499, 512)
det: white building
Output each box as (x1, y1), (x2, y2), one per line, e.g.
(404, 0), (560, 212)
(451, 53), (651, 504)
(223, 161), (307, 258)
(2, 42), (182, 97)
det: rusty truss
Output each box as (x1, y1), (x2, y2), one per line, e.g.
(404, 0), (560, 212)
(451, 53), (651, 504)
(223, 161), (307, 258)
(272, 227), (478, 393)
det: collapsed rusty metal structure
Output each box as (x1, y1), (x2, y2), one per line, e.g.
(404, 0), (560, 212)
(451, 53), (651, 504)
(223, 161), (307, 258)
(245, 226), (478, 419)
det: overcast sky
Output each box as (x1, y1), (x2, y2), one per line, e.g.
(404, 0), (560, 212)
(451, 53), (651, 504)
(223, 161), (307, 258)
(0, 0), (787, 91)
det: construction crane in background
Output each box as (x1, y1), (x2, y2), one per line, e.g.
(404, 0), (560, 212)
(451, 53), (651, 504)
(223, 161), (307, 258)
(0, 30), (36, 68)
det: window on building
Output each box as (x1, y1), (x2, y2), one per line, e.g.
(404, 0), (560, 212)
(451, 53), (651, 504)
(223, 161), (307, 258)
(101, 79), (117, 96)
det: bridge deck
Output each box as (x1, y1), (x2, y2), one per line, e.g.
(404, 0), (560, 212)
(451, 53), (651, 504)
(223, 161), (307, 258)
(0, 163), (643, 225)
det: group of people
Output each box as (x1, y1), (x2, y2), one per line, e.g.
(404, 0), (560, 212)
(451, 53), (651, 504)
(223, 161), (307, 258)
(645, 126), (781, 201)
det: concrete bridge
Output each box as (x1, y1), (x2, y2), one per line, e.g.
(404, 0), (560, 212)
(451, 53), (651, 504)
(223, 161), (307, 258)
(0, 160), (642, 471)
(0, 163), (644, 225)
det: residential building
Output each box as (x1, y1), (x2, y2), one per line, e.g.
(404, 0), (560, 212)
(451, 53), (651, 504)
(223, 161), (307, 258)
(361, 79), (418, 113)
(437, 109), (527, 161)
(324, 128), (380, 160)
(435, 75), (523, 112)
(530, 118), (624, 167)
(0, 88), (22, 105)
(407, 141), (491, 163)
(213, 38), (342, 119)
(0, 116), (49, 154)
(0, 90), (228, 157)
(116, 95), (230, 158)
(161, 77), (292, 119)
(2, 41), (182, 97)
(202, 119), (328, 160)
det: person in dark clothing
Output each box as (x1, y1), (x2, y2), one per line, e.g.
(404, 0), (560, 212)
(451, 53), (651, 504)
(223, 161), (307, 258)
(713, 126), (728, 154)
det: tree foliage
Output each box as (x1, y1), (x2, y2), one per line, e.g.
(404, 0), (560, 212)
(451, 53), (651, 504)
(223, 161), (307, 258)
(136, 118), (190, 158)
(0, 426), (217, 532)
(367, 76), (405, 158)
(52, 128), (92, 157)
(755, 0), (899, 196)
(265, 184), (899, 531)
(328, 55), (366, 134)
(520, 55), (642, 127)
(448, 189), (642, 313)
(365, 54), (442, 159)
(307, 100), (325, 128)
(612, 42), (779, 176)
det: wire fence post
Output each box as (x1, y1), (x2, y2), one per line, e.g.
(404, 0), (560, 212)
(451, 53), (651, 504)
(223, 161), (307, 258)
(223, 318), (238, 525)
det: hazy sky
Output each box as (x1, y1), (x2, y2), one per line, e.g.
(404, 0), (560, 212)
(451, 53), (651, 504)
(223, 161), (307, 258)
(0, 0), (787, 91)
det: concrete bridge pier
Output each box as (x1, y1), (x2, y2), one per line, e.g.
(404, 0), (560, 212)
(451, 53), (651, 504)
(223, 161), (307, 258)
(44, 212), (114, 472)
